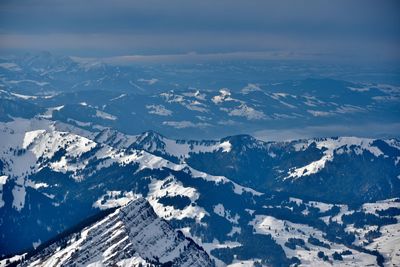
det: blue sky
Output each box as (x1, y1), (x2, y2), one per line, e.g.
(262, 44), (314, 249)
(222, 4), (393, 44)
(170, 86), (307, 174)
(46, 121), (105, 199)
(0, 0), (399, 62)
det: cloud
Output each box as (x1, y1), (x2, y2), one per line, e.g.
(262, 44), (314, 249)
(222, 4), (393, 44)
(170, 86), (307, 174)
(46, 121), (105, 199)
(0, 0), (399, 62)
(254, 122), (400, 141)
(162, 121), (211, 129)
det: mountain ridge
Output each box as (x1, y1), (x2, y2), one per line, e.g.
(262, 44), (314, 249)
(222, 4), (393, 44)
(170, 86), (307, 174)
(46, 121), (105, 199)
(0, 118), (399, 266)
(18, 197), (213, 267)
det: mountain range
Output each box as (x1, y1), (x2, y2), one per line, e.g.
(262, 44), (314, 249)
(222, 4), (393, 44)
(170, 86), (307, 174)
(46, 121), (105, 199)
(0, 118), (399, 266)
(1, 53), (399, 139)
(0, 53), (399, 267)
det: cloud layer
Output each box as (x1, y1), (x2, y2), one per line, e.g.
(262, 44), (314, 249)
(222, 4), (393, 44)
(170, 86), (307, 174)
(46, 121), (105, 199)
(0, 0), (399, 61)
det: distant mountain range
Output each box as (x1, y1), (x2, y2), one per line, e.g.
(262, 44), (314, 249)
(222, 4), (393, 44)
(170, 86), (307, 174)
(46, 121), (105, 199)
(1, 52), (399, 139)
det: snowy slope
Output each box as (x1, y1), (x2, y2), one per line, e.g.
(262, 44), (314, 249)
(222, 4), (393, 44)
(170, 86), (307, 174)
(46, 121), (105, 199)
(287, 137), (387, 179)
(250, 215), (377, 266)
(93, 128), (399, 182)
(0, 120), (259, 214)
(94, 128), (232, 161)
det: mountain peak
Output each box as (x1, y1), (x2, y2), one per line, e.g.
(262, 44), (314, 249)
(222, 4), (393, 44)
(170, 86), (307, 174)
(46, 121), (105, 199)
(131, 130), (167, 152)
(18, 51), (75, 70)
(140, 130), (166, 140)
(20, 198), (213, 267)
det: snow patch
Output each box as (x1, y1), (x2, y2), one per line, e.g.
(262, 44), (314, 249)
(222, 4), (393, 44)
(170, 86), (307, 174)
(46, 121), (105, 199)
(146, 104), (173, 116)
(241, 83), (262, 94)
(162, 121), (211, 129)
(307, 110), (333, 117)
(110, 94), (127, 101)
(10, 92), (38, 100)
(219, 141), (232, 153)
(250, 215), (377, 266)
(147, 176), (207, 223)
(213, 203), (240, 224)
(95, 110), (117, 121)
(39, 105), (64, 119)
(94, 191), (141, 210)
(23, 130), (45, 149)
(0, 62), (22, 71)
(0, 175), (8, 208)
(12, 185), (26, 211)
(137, 78), (158, 85)
(287, 137), (385, 179)
(221, 104), (266, 120)
(212, 88), (235, 104)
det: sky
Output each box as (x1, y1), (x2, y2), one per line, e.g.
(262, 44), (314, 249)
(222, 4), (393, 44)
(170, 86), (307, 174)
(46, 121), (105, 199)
(0, 0), (399, 63)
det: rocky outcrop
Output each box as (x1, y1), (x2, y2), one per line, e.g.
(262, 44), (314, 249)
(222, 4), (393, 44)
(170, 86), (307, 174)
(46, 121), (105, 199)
(20, 198), (213, 267)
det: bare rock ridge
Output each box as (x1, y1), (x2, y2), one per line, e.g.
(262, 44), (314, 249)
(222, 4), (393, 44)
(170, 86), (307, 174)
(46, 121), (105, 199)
(20, 198), (214, 267)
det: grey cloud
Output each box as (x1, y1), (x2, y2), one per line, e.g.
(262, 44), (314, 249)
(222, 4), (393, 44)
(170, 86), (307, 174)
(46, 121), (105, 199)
(0, 0), (399, 62)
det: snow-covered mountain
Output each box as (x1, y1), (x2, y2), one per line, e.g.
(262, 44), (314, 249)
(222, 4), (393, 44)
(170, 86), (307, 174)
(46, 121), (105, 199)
(2, 52), (400, 267)
(18, 198), (213, 267)
(1, 118), (399, 266)
(90, 126), (400, 204)
(0, 119), (265, 263)
(0, 52), (162, 96)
